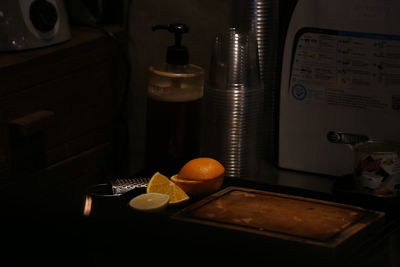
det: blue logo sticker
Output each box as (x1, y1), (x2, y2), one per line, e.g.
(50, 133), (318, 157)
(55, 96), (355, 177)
(291, 84), (307, 100)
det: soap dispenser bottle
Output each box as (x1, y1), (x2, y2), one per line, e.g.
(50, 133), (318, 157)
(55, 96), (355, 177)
(145, 23), (204, 176)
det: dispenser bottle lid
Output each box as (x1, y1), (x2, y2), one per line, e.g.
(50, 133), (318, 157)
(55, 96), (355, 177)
(152, 23), (189, 65)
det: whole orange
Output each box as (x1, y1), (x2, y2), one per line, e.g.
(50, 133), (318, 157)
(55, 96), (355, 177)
(172, 157), (225, 196)
(177, 157), (225, 181)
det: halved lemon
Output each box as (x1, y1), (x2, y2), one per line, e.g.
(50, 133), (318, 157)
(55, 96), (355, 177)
(128, 192), (170, 212)
(146, 172), (189, 205)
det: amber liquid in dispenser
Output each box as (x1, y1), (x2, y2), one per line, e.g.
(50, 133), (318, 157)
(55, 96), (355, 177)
(145, 64), (204, 176)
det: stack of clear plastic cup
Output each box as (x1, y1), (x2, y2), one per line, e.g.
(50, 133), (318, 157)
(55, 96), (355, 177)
(201, 28), (264, 179)
(232, 0), (281, 162)
(247, 0), (281, 162)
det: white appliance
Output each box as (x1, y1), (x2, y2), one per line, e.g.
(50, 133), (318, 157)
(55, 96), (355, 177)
(279, 0), (400, 176)
(0, 0), (70, 51)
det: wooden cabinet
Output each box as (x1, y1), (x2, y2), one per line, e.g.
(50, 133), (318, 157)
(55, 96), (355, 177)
(0, 27), (127, 216)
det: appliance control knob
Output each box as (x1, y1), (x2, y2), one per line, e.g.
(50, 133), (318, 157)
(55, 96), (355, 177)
(30, 0), (58, 32)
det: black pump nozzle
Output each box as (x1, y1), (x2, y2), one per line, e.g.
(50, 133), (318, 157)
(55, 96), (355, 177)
(152, 23), (189, 65)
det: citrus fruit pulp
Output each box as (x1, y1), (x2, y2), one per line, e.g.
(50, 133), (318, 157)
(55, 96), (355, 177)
(128, 193), (170, 212)
(171, 174), (223, 196)
(146, 172), (189, 205)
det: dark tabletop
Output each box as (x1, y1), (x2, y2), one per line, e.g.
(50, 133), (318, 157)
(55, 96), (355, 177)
(3, 163), (400, 267)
